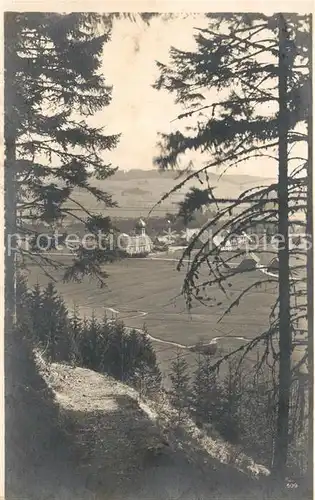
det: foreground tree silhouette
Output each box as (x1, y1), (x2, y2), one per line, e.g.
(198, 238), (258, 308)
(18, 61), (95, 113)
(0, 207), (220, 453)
(4, 13), (162, 496)
(4, 13), (123, 292)
(153, 12), (311, 481)
(4, 12), (165, 330)
(4, 16), (121, 482)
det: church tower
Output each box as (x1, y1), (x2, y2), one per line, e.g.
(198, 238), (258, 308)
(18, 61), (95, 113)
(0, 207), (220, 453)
(135, 218), (146, 236)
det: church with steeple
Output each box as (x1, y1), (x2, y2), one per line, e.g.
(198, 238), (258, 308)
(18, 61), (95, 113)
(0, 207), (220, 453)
(119, 218), (153, 257)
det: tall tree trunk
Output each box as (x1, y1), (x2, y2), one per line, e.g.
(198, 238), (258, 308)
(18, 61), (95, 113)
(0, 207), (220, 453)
(306, 12), (313, 491)
(4, 14), (18, 351)
(4, 16), (18, 486)
(4, 14), (18, 323)
(273, 13), (291, 478)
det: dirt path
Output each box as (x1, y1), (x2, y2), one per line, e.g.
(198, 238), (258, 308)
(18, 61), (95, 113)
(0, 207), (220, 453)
(38, 360), (270, 500)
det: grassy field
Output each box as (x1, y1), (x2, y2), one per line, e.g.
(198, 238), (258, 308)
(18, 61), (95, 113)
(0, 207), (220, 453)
(27, 255), (278, 384)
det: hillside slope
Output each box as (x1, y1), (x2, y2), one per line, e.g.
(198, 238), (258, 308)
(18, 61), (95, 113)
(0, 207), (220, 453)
(29, 354), (280, 500)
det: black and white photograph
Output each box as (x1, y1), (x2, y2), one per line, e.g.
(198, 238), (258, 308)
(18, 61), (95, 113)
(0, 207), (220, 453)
(3, 5), (314, 500)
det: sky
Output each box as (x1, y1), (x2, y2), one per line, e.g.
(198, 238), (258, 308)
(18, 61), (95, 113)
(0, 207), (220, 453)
(92, 14), (306, 179)
(99, 15), (206, 171)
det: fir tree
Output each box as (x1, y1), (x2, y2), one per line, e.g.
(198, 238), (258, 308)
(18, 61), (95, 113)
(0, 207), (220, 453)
(4, 16), (124, 462)
(192, 354), (218, 426)
(169, 350), (190, 424)
(21, 281), (71, 361)
(69, 303), (83, 364)
(82, 311), (101, 370)
(4, 12), (124, 297)
(70, 304), (82, 334)
(4, 15), (171, 489)
(134, 326), (160, 373)
(14, 273), (34, 339)
(154, 13), (311, 477)
(120, 328), (141, 380)
(217, 357), (243, 444)
(5, 13), (167, 288)
(131, 361), (162, 399)
(40, 283), (70, 361)
(96, 312), (112, 372)
(128, 328), (162, 397)
(105, 320), (127, 381)
(77, 314), (90, 365)
(27, 283), (43, 341)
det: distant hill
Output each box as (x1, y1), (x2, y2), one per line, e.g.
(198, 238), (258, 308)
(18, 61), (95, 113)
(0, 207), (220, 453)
(64, 169), (276, 220)
(122, 187), (151, 196)
(110, 169), (179, 180)
(112, 169), (275, 186)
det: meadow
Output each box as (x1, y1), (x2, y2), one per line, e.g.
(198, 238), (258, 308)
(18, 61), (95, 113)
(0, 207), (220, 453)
(27, 255), (278, 384)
